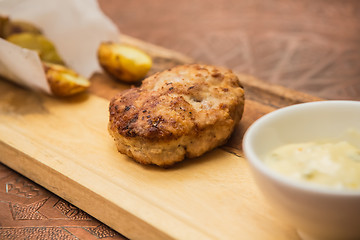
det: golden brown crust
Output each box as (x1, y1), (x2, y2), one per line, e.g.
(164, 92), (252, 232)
(108, 64), (245, 167)
(109, 88), (196, 141)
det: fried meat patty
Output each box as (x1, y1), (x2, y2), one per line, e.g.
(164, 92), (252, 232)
(108, 64), (245, 167)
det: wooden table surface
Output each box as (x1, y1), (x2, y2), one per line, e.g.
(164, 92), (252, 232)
(99, 0), (360, 101)
(0, 1), (359, 239)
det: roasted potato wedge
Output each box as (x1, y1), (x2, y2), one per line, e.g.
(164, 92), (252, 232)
(44, 62), (90, 97)
(97, 42), (152, 83)
(0, 16), (10, 38)
(7, 33), (65, 65)
(0, 15), (42, 38)
(1, 16), (89, 97)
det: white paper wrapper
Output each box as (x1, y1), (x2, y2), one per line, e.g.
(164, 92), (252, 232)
(0, 0), (120, 94)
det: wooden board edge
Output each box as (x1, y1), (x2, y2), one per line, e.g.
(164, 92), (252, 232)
(238, 73), (323, 107)
(121, 34), (193, 64)
(0, 140), (175, 240)
(120, 34), (322, 108)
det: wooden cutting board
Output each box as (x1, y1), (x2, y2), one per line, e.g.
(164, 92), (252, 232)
(0, 35), (321, 240)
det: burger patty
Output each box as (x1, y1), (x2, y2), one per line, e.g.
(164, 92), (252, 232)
(108, 64), (245, 167)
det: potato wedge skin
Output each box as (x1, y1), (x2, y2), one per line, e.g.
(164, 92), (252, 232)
(43, 62), (90, 97)
(97, 42), (152, 83)
(4, 21), (42, 38)
(1, 16), (89, 97)
(7, 33), (65, 65)
(0, 16), (10, 38)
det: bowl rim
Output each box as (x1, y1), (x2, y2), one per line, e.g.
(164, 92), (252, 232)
(243, 100), (360, 197)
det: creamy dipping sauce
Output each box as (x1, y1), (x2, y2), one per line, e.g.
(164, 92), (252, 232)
(264, 141), (360, 190)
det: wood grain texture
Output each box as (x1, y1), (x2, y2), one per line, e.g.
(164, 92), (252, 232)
(1, 0), (359, 236)
(0, 36), (326, 239)
(0, 34), (324, 239)
(5, 1), (358, 237)
(0, 78), (299, 240)
(99, 0), (360, 101)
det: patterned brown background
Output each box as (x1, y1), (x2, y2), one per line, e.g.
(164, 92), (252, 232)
(1, 1), (359, 239)
(0, 164), (126, 239)
(100, 0), (360, 100)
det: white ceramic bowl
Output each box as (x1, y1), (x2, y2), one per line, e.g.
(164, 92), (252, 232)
(243, 100), (360, 240)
